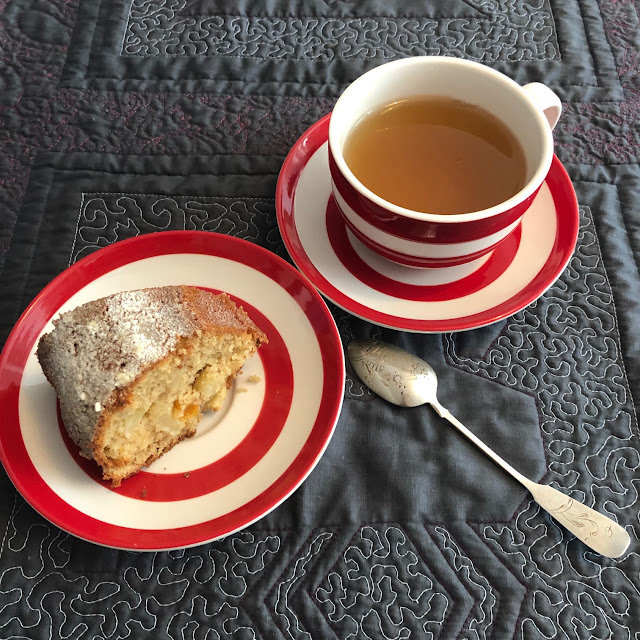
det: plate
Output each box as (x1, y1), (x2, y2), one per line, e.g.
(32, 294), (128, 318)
(0, 231), (345, 550)
(276, 114), (580, 332)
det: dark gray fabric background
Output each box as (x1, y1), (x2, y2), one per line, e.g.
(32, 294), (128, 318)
(1, 1), (639, 638)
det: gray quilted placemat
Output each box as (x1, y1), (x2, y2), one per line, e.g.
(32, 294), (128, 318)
(1, 0), (639, 638)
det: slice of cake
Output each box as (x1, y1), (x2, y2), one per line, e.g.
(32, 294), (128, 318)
(37, 286), (268, 486)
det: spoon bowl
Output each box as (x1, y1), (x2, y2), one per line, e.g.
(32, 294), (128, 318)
(348, 339), (631, 559)
(347, 340), (439, 407)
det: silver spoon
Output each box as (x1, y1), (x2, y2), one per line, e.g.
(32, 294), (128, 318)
(348, 339), (630, 559)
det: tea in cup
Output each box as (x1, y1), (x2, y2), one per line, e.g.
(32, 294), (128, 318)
(328, 57), (561, 268)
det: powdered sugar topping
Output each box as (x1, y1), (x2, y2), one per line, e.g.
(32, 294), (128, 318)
(105, 289), (194, 370)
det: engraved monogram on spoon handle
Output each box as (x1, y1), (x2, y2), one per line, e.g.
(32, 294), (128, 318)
(348, 340), (631, 559)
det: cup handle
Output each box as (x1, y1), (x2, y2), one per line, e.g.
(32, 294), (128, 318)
(522, 82), (562, 130)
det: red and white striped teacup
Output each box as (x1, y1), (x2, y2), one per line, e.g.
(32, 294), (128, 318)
(328, 57), (562, 269)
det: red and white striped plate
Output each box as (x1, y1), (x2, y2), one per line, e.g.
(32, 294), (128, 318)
(276, 114), (580, 332)
(0, 232), (345, 550)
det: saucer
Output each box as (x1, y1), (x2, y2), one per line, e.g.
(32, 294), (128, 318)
(276, 114), (580, 333)
(0, 232), (345, 550)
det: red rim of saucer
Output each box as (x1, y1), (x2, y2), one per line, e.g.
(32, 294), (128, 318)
(0, 231), (345, 550)
(275, 113), (580, 333)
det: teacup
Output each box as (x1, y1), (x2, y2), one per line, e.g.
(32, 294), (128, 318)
(328, 57), (562, 269)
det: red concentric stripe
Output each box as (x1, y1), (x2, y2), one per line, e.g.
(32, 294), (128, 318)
(337, 203), (520, 269)
(326, 196), (521, 301)
(0, 232), (345, 549)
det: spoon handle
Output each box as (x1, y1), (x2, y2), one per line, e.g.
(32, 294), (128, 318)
(524, 483), (630, 558)
(431, 401), (630, 558)
(430, 401), (530, 484)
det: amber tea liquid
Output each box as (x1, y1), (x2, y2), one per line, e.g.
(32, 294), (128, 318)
(343, 97), (527, 215)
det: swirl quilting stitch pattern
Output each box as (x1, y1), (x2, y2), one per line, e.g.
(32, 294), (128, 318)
(123, 0), (559, 60)
(69, 193), (282, 264)
(445, 207), (639, 637)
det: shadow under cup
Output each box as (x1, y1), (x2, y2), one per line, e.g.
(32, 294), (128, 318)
(328, 57), (556, 269)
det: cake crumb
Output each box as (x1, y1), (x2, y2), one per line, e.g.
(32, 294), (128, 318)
(237, 387), (248, 393)
(248, 375), (262, 383)
(139, 487), (147, 499)
(183, 472), (190, 478)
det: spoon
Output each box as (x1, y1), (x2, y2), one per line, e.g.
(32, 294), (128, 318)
(347, 340), (631, 559)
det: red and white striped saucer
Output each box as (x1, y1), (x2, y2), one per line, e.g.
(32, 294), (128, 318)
(276, 114), (580, 333)
(0, 232), (345, 550)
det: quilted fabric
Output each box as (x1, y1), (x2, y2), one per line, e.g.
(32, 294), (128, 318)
(1, 0), (639, 638)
